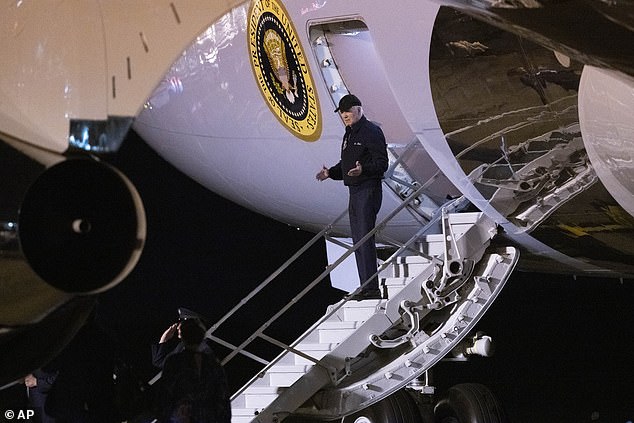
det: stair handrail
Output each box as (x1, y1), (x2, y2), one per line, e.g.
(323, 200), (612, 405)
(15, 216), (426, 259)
(206, 208), (349, 336)
(219, 177), (451, 366)
(384, 139), (443, 222)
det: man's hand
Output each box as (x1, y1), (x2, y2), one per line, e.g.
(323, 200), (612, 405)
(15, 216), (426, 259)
(159, 323), (178, 343)
(316, 165), (329, 181)
(24, 374), (37, 388)
(347, 161), (362, 177)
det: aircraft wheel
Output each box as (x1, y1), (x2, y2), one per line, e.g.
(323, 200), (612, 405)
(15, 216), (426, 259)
(343, 389), (431, 423)
(434, 383), (507, 423)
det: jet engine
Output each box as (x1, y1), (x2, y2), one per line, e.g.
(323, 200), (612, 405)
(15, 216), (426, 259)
(0, 147), (146, 386)
(16, 158), (146, 294)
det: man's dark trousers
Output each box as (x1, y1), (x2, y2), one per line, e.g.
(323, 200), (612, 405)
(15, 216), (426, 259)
(348, 179), (382, 292)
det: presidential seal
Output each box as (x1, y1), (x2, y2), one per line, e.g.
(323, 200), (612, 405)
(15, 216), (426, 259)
(248, 0), (321, 141)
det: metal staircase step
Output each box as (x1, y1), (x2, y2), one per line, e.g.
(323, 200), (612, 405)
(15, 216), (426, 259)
(267, 365), (312, 387)
(232, 408), (259, 423)
(383, 276), (416, 287)
(390, 256), (433, 277)
(394, 255), (431, 263)
(419, 234), (446, 256)
(244, 387), (285, 408)
(317, 320), (363, 344)
(383, 276), (416, 298)
(294, 342), (336, 352)
(292, 342), (334, 364)
(274, 342), (331, 366)
(339, 300), (381, 323)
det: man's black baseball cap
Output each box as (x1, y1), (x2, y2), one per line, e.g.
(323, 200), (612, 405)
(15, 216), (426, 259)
(334, 94), (362, 112)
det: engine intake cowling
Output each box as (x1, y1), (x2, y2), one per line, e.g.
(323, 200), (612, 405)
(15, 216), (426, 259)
(17, 158), (146, 294)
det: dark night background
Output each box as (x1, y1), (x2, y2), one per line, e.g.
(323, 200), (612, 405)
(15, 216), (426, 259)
(2, 131), (633, 422)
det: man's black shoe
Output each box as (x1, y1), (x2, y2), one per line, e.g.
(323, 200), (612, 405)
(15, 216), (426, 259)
(347, 289), (383, 301)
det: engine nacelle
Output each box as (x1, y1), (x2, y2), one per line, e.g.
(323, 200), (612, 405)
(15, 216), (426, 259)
(18, 158), (146, 294)
(1, 157), (146, 325)
(0, 154), (145, 386)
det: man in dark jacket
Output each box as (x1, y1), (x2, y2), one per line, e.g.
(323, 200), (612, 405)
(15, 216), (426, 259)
(157, 319), (230, 423)
(316, 94), (388, 300)
(152, 308), (213, 369)
(24, 368), (58, 423)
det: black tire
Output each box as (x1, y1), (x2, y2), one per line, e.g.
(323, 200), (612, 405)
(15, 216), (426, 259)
(434, 383), (507, 423)
(343, 389), (432, 423)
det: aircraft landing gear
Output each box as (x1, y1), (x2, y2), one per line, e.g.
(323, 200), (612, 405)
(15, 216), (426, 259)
(341, 389), (435, 423)
(434, 383), (508, 423)
(340, 383), (506, 423)
(287, 383), (505, 423)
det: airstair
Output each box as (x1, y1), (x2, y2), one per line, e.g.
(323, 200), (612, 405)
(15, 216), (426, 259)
(213, 201), (517, 422)
(229, 216), (516, 422)
(200, 138), (519, 423)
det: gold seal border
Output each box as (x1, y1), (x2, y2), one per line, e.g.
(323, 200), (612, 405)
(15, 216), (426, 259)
(248, 0), (322, 142)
